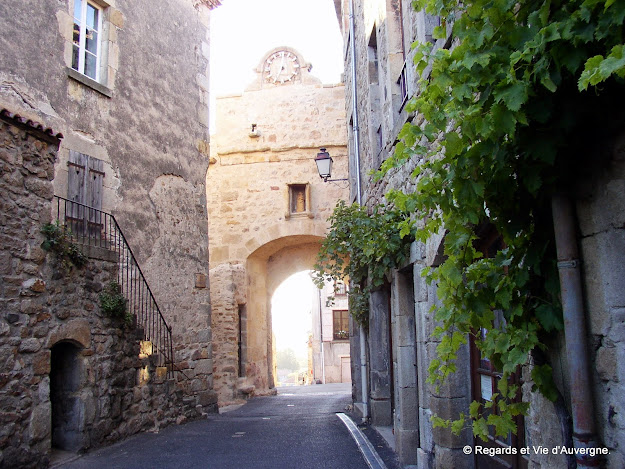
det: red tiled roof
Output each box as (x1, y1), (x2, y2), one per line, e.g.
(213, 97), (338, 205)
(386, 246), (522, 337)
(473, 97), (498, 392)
(0, 109), (64, 141)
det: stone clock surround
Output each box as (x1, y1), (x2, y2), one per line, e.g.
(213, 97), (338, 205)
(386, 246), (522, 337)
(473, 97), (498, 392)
(246, 46), (317, 91)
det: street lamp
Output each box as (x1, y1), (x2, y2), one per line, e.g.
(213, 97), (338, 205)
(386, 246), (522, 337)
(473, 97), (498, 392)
(314, 148), (347, 182)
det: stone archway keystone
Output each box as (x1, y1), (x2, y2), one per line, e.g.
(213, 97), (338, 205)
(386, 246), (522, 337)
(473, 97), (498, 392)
(48, 319), (91, 350)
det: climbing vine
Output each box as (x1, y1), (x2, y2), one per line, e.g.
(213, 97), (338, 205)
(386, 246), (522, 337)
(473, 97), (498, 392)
(382, 0), (625, 440)
(318, 0), (625, 441)
(313, 200), (414, 325)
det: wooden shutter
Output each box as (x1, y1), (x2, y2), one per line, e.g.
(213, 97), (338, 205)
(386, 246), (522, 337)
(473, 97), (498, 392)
(67, 151), (105, 238)
(67, 151), (87, 236)
(86, 157), (104, 210)
(86, 157), (104, 236)
(68, 150), (87, 205)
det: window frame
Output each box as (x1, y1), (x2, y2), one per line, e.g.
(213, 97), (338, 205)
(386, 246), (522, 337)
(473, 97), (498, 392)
(285, 183), (312, 219)
(335, 281), (347, 296)
(397, 62), (409, 112)
(72, 0), (103, 82)
(332, 309), (349, 341)
(470, 226), (528, 469)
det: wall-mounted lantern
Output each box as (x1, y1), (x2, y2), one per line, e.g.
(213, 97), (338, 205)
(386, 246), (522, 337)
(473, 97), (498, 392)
(314, 148), (347, 182)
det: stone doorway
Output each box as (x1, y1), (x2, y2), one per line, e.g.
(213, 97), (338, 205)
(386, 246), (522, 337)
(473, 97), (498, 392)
(211, 236), (327, 405)
(50, 341), (84, 451)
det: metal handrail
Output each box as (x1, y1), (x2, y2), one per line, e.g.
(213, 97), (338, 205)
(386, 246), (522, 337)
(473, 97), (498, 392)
(52, 196), (176, 379)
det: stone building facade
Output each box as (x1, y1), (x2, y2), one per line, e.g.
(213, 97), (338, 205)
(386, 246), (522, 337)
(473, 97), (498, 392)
(1, 0), (218, 465)
(311, 279), (351, 384)
(336, 0), (625, 468)
(208, 47), (348, 405)
(0, 112), (201, 468)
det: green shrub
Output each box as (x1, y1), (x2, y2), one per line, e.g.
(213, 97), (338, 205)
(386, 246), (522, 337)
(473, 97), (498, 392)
(99, 281), (132, 326)
(41, 221), (87, 269)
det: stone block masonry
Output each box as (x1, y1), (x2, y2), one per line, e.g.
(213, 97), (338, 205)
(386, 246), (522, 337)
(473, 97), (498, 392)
(0, 115), (200, 468)
(1, 0), (216, 425)
(208, 48), (348, 406)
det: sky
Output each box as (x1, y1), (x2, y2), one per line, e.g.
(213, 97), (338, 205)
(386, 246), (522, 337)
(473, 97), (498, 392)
(209, 0), (345, 131)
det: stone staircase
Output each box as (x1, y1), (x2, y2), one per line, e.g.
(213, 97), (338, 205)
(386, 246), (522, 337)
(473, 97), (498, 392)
(53, 196), (176, 377)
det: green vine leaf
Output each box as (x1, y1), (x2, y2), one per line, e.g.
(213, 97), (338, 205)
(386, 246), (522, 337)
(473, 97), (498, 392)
(313, 201), (414, 326)
(531, 363), (559, 402)
(451, 414), (466, 435)
(372, 0), (625, 442)
(579, 44), (625, 90)
(487, 412), (517, 437)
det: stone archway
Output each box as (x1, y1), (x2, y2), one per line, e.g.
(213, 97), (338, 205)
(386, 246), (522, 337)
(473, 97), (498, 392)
(50, 341), (84, 451)
(210, 235), (325, 405)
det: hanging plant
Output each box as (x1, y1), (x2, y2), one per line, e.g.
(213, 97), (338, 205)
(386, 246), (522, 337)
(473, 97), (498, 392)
(41, 221), (88, 270)
(313, 200), (414, 326)
(99, 281), (132, 326)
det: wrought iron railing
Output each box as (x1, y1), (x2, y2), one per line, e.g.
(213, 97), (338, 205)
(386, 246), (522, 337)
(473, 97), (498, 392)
(53, 196), (175, 378)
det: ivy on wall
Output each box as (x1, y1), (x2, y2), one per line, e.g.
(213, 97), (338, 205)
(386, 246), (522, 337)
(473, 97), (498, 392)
(99, 281), (132, 326)
(316, 0), (625, 441)
(313, 201), (414, 325)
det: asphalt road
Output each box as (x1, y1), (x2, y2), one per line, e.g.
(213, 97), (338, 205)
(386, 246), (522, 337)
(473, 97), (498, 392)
(57, 383), (371, 469)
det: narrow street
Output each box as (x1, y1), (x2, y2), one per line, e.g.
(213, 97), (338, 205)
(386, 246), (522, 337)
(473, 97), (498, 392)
(55, 384), (382, 469)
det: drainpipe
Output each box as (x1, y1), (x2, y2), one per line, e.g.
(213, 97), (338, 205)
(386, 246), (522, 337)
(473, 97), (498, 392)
(319, 287), (326, 384)
(349, 0), (362, 206)
(349, 0), (368, 422)
(551, 193), (600, 467)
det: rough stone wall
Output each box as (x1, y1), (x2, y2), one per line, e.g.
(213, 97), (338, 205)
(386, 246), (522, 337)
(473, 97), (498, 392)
(514, 136), (625, 469)
(0, 0), (215, 412)
(368, 287), (394, 426)
(391, 265), (419, 467)
(576, 134), (625, 469)
(340, 0), (419, 205)
(208, 51), (348, 405)
(343, 1), (625, 468)
(0, 117), (60, 469)
(209, 262), (246, 404)
(341, 1), (474, 467)
(0, 117), (198, 468)
(413, 251), (474, 468)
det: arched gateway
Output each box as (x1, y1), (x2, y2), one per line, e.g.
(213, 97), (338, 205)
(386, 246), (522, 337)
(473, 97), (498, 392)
(207, 48), (348, 405)
(220, 235), (324, 400)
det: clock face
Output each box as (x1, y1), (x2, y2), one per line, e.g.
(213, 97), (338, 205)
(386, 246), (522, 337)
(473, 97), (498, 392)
(264, 50), (300, 84)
